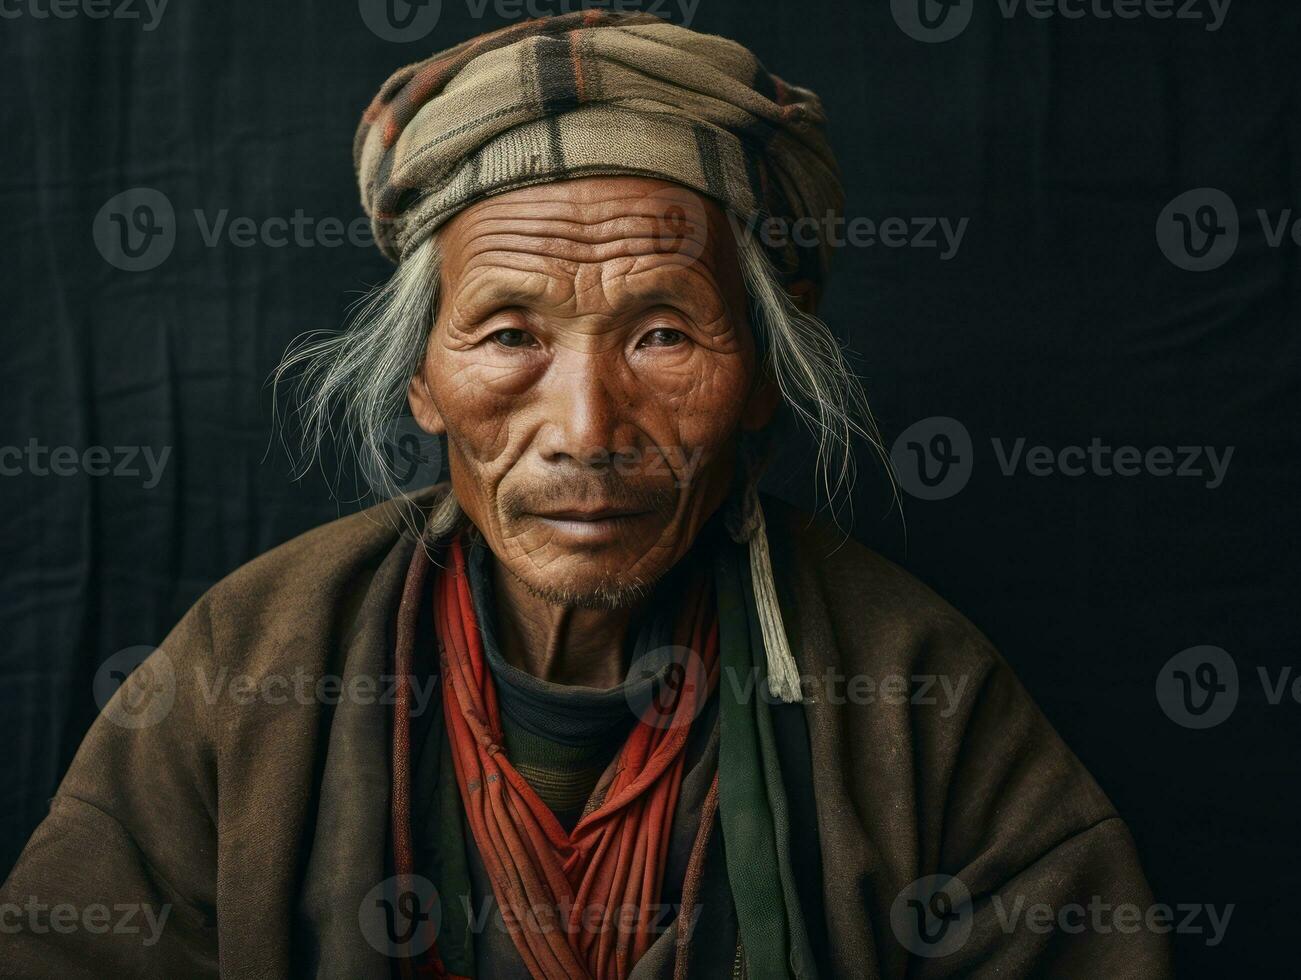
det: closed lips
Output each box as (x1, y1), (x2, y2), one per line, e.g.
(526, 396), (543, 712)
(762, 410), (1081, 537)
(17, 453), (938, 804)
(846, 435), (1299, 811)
(532, 508), (649, 521)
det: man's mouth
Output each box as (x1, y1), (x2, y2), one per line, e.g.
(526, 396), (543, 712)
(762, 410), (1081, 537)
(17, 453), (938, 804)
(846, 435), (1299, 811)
(526, 506), (656, 543)
(534, 506), (650, 521)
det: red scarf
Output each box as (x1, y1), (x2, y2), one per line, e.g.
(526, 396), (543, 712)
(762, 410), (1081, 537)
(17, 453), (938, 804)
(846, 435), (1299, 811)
(433, 533), (719, 980)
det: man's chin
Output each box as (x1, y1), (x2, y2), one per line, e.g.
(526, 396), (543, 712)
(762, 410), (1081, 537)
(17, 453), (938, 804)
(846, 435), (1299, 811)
(486, 511), (684, 608)
(515, 567), (654, 611)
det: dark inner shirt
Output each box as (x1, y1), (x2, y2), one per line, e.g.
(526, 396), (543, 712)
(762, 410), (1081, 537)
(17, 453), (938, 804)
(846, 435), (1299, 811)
(465, 535), (682, 830)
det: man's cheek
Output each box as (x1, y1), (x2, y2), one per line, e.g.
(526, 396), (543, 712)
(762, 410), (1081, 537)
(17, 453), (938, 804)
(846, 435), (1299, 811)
(668, 398), (745, 485)
(668, 446), (707, 488)
(444, 432), (518, 516)
(432, 350), (535, 415)
(676, 356), (751, 420)
(443, 442), (485, 507)
(444, 434), (510, 519)
(435, 388), (518, 466)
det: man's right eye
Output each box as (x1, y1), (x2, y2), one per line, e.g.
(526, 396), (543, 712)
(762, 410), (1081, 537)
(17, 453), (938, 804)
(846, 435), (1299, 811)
(488, 328), (535, 349)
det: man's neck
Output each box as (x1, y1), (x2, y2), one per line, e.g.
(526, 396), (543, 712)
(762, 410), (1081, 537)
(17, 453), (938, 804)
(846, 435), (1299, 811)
(491, 561), (646, 689)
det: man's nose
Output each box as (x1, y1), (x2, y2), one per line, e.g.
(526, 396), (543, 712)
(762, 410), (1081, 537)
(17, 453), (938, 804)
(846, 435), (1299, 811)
(535, 354), (633, 466)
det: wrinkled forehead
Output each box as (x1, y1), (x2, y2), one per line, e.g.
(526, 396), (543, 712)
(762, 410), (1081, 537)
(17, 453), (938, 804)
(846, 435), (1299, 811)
(435, 176), (745, 299)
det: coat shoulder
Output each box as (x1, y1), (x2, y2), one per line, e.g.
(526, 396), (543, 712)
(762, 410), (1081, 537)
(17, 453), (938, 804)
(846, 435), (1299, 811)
(202, 489), (441, 616)
(169, 489), (442, 678)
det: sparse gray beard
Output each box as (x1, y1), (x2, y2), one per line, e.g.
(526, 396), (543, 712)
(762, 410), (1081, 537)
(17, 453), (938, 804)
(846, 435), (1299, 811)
(464, 513), (659, 610)
(518, 569), (653, 611)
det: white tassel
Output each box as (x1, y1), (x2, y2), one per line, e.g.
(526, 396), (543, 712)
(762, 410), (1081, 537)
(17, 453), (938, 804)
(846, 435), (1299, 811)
(729, 482), (804, 704)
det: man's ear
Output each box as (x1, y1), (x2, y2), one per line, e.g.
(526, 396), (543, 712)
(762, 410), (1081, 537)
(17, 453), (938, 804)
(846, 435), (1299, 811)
(407, 371), (446, 436)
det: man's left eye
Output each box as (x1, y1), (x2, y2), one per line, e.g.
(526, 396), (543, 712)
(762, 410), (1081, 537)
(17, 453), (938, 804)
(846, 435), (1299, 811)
(489, 328), (535, 349)
(637, 327), (687, 348)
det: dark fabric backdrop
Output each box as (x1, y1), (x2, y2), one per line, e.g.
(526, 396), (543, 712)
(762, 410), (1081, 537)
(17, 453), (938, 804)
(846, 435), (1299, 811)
(1, 1), (1297, 975)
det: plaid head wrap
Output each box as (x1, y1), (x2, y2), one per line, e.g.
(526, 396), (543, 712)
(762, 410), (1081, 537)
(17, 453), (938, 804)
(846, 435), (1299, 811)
(355, 11), (844, 286)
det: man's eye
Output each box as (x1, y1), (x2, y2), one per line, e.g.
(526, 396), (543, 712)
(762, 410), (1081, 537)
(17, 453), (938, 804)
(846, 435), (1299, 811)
(489, 328), (535, 349)
(638, 327), (687, 348)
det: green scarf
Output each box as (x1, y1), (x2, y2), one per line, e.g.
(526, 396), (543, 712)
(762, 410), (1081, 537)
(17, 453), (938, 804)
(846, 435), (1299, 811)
(715, 539), (818, 980)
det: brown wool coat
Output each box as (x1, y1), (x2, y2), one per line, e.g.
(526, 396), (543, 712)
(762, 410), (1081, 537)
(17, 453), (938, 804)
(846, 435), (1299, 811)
(1, 487), (1172, 979)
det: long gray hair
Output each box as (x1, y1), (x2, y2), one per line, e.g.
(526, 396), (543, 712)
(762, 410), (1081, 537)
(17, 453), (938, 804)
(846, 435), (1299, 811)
(272, 223), (886, 532)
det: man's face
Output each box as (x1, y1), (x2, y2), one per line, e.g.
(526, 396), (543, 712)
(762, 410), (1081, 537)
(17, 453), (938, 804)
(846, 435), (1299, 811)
(408, 176), (775, 607)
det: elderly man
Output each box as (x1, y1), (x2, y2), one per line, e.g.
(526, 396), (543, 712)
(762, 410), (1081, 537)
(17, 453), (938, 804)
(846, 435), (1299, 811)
(2, 12), (1170, 980)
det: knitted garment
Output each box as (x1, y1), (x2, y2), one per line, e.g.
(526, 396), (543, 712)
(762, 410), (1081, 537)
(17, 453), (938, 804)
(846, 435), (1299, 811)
(354, 11), (844, 286)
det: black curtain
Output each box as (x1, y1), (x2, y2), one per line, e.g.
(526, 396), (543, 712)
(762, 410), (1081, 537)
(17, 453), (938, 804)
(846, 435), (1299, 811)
(1, 1), (1296, 975)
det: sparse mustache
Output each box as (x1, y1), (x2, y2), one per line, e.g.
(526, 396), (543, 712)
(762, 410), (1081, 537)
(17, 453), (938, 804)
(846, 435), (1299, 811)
(498, 471), (677, 520)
